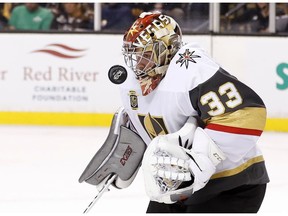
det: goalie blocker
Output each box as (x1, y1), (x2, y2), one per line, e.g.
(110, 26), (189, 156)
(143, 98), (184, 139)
(79, 107), (146, 190)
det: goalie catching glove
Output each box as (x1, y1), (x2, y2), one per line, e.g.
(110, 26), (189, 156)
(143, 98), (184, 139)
(142, 117), (226, 204)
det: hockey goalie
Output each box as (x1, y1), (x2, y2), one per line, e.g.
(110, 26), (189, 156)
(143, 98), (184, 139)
(79, 11), (269, 213)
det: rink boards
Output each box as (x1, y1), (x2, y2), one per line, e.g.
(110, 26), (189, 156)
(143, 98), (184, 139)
(0, 33), (287, 131)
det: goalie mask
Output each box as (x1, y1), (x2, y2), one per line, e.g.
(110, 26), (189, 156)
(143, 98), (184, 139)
(122, 12), (182, 95)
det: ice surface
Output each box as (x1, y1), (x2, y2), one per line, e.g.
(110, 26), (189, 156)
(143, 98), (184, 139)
(0, 126), (287, 215)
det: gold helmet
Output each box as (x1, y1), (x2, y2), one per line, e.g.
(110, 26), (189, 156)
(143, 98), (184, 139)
(122, 12), (182, 94)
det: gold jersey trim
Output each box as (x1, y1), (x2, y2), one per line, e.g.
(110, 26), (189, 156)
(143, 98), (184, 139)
(205, 107), (266, 131)
(211, 155), (264, 179)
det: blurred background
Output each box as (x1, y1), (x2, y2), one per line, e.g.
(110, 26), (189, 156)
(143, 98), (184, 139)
(0, 2), (287, 130)
(1, 2), (288, 33)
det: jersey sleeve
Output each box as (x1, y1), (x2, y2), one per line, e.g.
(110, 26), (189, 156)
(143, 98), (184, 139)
(189, 68), (266, 162)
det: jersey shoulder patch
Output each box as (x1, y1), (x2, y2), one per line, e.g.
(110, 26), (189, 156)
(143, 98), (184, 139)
(161, 43), (219, 92)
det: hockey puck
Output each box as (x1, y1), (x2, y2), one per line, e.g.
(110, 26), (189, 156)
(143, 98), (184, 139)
(108, 65), (128, 84)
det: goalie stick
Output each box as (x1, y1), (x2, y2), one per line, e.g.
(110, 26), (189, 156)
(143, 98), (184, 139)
(83, 173), (117, 214)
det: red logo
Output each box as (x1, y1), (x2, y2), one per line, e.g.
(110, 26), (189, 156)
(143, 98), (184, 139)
(120, 145), (132, 166)
(31, 43), (87, 59)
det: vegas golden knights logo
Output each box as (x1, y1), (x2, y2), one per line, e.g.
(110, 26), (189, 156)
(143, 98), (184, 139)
(129, 90), (138, 110)
(138, 113), (168, 139)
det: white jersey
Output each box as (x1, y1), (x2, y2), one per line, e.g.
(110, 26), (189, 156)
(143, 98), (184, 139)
(118, 43), (269, 203)
(119, 43), (217, 144)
